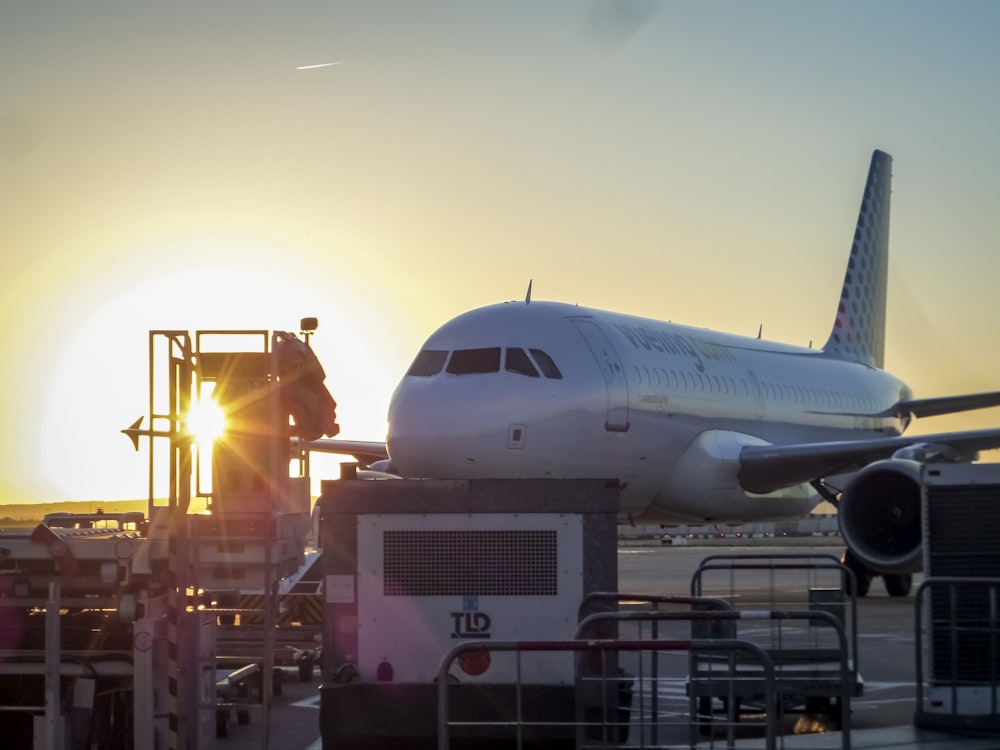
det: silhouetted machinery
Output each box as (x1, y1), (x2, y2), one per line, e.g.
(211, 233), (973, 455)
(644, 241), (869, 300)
(207, 327), (338, 513)
(0, 320), (338, 749)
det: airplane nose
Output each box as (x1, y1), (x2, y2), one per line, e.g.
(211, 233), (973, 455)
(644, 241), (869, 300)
(386, 384), (484, 477)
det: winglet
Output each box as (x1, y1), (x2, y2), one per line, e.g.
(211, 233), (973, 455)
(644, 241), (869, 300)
(821, 149), (892, 368)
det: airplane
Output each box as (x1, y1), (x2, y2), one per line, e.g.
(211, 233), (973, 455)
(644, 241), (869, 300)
(317, 149), (1000, 597)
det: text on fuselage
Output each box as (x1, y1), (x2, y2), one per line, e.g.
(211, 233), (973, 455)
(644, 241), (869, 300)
(614, 324), (736, 373)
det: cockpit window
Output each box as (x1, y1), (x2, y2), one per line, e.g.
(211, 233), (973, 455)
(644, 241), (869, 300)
(446, 347), (501, 375)
(529, 349), (562, 379)
(406, 349), (448, 376)
(505, 348), (540, 377)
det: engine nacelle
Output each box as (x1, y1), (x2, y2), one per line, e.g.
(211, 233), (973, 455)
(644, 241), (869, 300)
(838, 458), (924, 575)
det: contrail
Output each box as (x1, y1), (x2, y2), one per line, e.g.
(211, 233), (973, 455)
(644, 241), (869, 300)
(296, 61), (347, 70)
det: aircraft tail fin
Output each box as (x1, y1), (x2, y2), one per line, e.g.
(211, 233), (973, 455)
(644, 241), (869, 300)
(820, 149), (892, 368)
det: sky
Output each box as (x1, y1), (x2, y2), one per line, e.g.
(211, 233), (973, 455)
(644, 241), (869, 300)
(2, 1), (1000, 503)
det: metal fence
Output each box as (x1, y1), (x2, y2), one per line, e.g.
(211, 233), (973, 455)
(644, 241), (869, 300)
(436, 638), (778, 749)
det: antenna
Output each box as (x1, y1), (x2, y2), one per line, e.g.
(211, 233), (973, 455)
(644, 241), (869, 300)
(757, 324), (763, 340)
(525, 279), (533, 304)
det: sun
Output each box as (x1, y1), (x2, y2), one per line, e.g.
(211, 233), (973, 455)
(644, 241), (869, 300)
(186, 395), (227, 446)
(30, 238), (408, 503)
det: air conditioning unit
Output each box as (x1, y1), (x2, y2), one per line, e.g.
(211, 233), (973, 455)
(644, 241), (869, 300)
(917, 464), (1000, 732)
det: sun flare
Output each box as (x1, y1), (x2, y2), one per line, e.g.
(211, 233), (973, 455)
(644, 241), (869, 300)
(186, 397), (227, 445)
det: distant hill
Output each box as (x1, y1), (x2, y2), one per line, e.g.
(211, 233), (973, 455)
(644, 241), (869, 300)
(0, 499), (149, 528)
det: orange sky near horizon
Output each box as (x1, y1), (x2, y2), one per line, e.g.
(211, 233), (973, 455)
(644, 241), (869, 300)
(3, 1), (1000, 503)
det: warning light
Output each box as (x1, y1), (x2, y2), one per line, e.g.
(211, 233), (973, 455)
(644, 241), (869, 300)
(457, 649), (491, 677)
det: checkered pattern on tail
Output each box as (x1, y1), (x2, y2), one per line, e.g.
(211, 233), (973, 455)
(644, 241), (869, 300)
(822, 149), (892, 369)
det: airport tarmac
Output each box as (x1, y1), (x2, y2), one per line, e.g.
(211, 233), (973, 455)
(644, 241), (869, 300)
(219, 542), (991, 749)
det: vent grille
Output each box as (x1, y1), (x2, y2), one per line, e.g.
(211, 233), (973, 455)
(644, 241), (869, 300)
(926, 484), (1000, 682)
(383, 530), (558, 596)
(926, 485), (1000, 575)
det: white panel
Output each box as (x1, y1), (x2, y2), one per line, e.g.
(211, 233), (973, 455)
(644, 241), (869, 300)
(357, 513), (583, 684)
(927, 685), (1000, 715)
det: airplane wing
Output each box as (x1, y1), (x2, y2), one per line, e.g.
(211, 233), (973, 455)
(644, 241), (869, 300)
(738, 427), (1000, 494)
(300, 438), (389, 467)
(898, 391), (1000, 418)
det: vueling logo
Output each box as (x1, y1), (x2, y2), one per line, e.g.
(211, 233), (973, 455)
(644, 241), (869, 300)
(451, 595), (492, 639)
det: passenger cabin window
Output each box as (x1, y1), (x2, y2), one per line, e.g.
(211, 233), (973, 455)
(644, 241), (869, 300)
(406, 349), (447, 376)
(529, 349), (563, 379)
(446, 347), (501, 375)
(505, 348), (540, 377)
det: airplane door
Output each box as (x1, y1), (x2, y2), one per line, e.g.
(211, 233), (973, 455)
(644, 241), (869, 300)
(571, 318), (630, 432)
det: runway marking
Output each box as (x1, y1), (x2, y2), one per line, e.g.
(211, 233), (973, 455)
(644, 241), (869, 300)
(859, 681), (915, 691)
(859, 633), (914, 643)
(855, 697), (918, 708)
(630, 680), (918, 711)
(292, 694), (322, 709)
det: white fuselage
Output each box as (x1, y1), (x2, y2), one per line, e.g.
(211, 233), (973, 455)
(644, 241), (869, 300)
(385, 301), (911, 524)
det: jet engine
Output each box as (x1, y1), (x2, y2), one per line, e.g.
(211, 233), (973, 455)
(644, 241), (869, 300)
(838, 458), (923, 575)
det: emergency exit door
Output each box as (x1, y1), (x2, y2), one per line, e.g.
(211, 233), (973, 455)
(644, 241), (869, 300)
(571, 318), (630, 432)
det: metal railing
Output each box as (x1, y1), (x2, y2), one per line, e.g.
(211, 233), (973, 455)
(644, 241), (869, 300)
(431, 558), (860, 749)
(690, 553), (859, 667)
(436, 638), (777, 750)
(576, 608), (853, 748)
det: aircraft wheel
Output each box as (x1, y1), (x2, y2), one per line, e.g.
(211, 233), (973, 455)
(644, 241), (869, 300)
(298, 658), (314, 682)
(273, 668), (284, 696)
(884, 572), (913, 597)
(697, 696), (714, 736)
(841, 550), (871, 597)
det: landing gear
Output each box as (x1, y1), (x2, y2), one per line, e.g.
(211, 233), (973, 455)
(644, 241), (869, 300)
(883, 572), (913, 597)
(841, 549), (913, 597)
(841, 549), (872, 597)
(298, 657), (315, 682)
